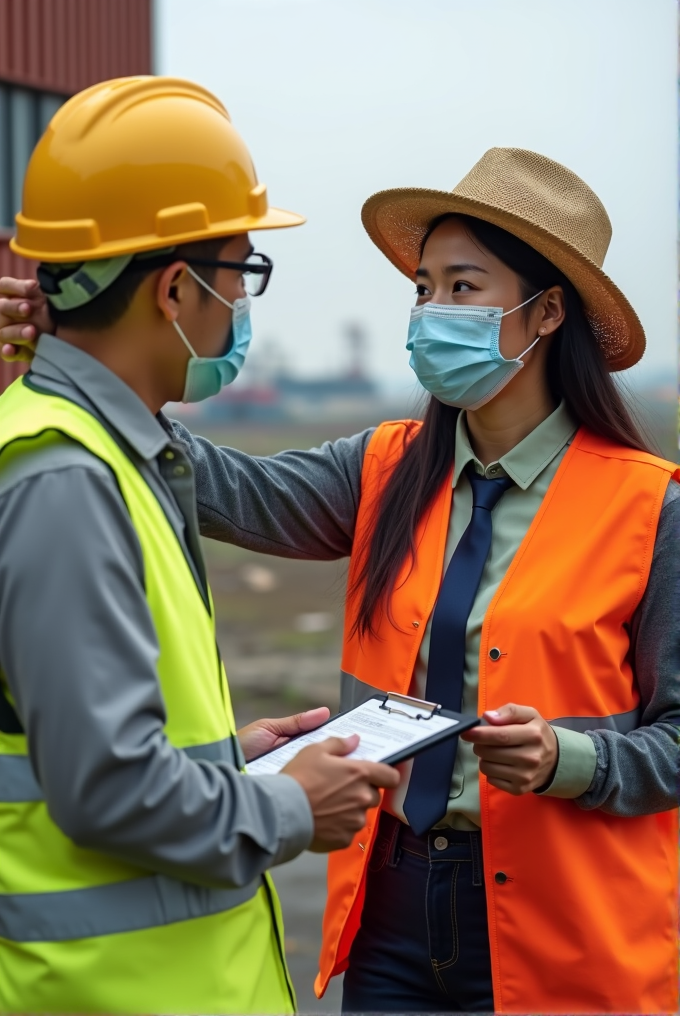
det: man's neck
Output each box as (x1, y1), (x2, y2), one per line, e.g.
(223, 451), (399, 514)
(55, 327), (167, 414)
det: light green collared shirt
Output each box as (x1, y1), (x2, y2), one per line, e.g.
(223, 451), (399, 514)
(384, 401), (598, 830)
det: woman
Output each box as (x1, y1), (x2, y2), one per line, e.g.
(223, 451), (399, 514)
(1, 147), (678, 1014)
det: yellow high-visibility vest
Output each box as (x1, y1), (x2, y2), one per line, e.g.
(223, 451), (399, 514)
(0, 377), (295, 1015)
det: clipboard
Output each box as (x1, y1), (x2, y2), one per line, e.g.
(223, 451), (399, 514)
(246, 693), (483, 776)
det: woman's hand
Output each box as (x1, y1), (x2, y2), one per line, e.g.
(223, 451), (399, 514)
(461, 703), (558, 795)
(0, 277), (53, 363)
(237, 706), (331, 763)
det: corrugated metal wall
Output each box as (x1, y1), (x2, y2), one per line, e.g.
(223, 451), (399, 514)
(0, 0), (152, 93)
(0, 0), (152, 387)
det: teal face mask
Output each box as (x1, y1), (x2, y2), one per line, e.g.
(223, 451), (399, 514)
(406, 291), (543, 410)
(173, 265), (252, 403)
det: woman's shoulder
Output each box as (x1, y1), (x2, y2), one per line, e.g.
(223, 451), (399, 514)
(577, 429), (680, 479)
(366, 419), (422, 455)
(662, 477), (680, 508)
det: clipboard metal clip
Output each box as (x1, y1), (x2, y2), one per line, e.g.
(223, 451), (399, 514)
(379, 692), (441, 721)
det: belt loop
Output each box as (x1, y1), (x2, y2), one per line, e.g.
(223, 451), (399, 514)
(386, 814), (403, 868)
(470, 832), (483, 886)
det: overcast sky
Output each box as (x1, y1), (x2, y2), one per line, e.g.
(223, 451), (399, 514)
(157, 0), (677, 392)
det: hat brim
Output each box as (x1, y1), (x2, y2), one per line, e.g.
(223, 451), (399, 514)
(11, 206), (305, 263)
(361, 188), (644, 371)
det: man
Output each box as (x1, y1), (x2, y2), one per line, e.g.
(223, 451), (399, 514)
(0, 76), (398, 1015)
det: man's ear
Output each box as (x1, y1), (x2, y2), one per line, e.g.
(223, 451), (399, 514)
(156, 261), (190, 323)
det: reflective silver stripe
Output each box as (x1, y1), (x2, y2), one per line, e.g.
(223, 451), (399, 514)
(0, 873), (261, 942)
(0, 738), (240, 804)
(182, 735), (240, 766)
(340, 671), (381, 712)
(549, 709), (641, 735)
(341, 672), (642, 735)
(0, 755), (42, 802)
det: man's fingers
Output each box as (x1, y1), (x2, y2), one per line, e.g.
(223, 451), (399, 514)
(319, 734), (360, 757)
(360, 761), (400, 790)
(293, 706), (331, 733)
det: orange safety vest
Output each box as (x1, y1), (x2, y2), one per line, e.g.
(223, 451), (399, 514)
(316, 421), (680, 1014)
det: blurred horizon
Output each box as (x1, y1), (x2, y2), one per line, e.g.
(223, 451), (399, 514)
(157, 0), (678, 394)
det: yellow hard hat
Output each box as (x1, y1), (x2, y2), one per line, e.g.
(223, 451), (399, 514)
(11, 76), (305, 262)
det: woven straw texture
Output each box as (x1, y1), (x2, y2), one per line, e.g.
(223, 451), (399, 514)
(362, 148), (644, 370)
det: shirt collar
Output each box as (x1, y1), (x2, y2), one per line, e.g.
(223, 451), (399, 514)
(31, 334), (170, 461)
(453, 401), (577, 491)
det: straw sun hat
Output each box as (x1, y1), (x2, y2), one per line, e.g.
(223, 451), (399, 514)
(361, 147), (644, 371)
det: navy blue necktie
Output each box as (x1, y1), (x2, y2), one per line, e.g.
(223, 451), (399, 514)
(403, 465), (514, 836)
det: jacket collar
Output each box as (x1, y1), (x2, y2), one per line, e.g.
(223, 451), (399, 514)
(30, 334), (170, 462)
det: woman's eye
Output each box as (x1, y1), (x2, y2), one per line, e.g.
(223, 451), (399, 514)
(415, 284), (431, 297)
(453, 281), (474, 293)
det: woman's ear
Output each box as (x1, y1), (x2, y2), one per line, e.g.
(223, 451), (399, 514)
(536, 286), (565, 337)
(156, 262), (189, 323)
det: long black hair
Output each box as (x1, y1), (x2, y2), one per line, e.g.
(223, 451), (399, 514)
(353, 213), (655, 637)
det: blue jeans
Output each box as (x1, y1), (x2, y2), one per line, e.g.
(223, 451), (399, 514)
(342, 811), (494, 1014)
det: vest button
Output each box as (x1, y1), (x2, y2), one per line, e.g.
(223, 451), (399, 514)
(494, 871), (508, 884)
(489, 647), (502, 661)
(433, 836), (448, 851)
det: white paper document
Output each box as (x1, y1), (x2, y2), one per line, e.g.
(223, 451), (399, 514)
(246, 697), (461, 775)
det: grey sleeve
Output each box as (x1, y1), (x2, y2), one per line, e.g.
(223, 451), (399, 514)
(166, 417), (373, 559)
(0, 453), (313, 889)
(577, 479), (680, 816)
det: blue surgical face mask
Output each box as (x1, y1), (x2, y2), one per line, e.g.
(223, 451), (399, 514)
(406, 291), (544, 410)
(172, 265), (252, 403)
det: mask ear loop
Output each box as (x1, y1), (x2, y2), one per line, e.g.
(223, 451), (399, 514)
(186, 265), (235, 310)
(516, 333), (542, 362)
(168, 264), (220, 359)
(172, 318), (198, 359)
(500, 289), (545, 318)
(500, 289), (545, 363)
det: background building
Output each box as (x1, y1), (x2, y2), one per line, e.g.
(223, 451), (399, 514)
(0, 0), (152, 390)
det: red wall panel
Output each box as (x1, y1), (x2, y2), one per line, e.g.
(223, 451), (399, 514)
(0, 0), (152, 94)
(0, 0), (152, 391)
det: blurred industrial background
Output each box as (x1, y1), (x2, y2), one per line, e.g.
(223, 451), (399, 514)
(0, 1), (677, 1011)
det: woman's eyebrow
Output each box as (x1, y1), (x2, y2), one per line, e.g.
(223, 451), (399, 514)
(415, 263), (489, 277)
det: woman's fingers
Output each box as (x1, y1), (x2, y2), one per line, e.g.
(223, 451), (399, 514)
(472, 744), (540, 764)
(0, 323), (38, 343)
(1, 342), (35, 363)
(0, 278), (41, 300)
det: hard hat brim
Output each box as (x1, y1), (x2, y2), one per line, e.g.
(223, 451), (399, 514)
(11, 206), (305, 263)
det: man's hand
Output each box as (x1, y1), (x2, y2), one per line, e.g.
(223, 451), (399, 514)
(238, 707), (330, 763)
(461, 703), (558, 795)
(283, 735), (400, 853)
(0, 277), (53, 363)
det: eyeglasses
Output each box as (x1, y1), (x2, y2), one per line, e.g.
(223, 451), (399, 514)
(187, 252), (273, 297)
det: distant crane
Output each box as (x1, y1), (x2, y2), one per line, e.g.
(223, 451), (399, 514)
(343, 321), (369, 380)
